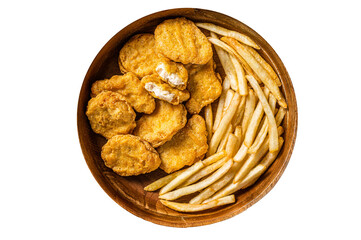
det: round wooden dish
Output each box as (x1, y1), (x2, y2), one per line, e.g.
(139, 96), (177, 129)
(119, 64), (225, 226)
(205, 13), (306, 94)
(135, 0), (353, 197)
(77, 8), (297, 227)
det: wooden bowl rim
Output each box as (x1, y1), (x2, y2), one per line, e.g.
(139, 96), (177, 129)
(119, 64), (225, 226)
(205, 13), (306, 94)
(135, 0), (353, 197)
(77, 8), (298, 228)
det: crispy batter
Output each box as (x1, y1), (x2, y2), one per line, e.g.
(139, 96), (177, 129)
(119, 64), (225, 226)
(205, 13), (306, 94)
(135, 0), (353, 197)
(157, 115), (208, 173)
(154, 17), (213, 65)
(186, 59), (223, 114)
(118, 34), (164, 78)
(141, 74), (189, 105)
(91, 72), (155, 114)
(101, 134), (161, 176)
(133, 100), (187, 148)
(155, 58), (188, 90)
(86, 91), (136, 139)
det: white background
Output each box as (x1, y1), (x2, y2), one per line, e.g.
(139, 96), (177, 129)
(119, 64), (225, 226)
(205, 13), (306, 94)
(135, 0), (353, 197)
(1, 0), (360, 239)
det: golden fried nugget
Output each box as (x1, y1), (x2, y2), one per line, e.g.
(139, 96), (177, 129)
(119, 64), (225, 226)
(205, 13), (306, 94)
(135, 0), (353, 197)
(86, 91), (136, 139)
(155, 58), (188, 90)
(154, 17), (213, 65)
(157, 115), (208, 173)
(186, 59), (223, 114)
(133, 100), (187, 148)
(101, 135), (161, 176)
(141, 74), (190, 105)
(91, 72), (155, 114)
(118, 33), (164, 78)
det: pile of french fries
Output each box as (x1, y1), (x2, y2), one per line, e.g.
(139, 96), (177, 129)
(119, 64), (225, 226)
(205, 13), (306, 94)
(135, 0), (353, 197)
(144, 23), (287, 212)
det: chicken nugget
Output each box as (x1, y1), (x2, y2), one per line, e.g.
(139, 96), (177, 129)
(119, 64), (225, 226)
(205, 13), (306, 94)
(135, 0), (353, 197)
(91, 72), (155, 114)
(141, 74), (189, 105)
(86, 91), (136, 139)
(155, 58), (188, 90)
(155, 17), (213, 65)
(133, 100), (187, 148)
(101, 134), (161, 176)
(186, 59), (223, 114)
(118, 33), (164, 78)
(157, 115), (208, 173)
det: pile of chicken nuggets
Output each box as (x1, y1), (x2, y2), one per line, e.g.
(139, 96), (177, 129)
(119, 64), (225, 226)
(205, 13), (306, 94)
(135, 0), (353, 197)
(86, 17), (222, 176)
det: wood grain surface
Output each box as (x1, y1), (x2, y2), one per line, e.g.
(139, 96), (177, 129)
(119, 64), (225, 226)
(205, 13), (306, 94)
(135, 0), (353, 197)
(77, 8), (298, 227)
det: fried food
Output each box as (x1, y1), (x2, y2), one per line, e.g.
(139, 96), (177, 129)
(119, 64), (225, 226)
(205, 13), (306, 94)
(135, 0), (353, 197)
(155, 58), (188, 90)
(101, 134), (161, 176)
(154, 17), (213, 65)
(86, 91), (136, 139)
(118, 33), (164, 78)
(141, 74), (190, 105)
(157, 115), (208, 174)
(91, 72), (155, 114)
(133, 100), (187, 148)
(186, 59), (223, 114)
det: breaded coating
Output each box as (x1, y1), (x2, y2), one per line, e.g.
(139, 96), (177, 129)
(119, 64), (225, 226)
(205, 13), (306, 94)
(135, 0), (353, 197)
(118, 33), (164, 78)
(101, 135), (161, 176)
(133, 100), (187, 148)
(154, 17), (213, 65)
(86, 91), (136, 139)
(141, 74), (190, 105)
(155, 58), (188, 90)
(91, 72), (155, 114)
(157, 115), (208, 173)
(186, 59), (223, 114)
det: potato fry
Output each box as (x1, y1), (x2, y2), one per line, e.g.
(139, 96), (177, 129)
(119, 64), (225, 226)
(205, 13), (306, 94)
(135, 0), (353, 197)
(190, 161), (241, 204)
(203, 150), (227, 165)
(216, 124), (232, 152)
(208, 93), (241, 155)
(233, 143), (248, 163)
(234, 127), (284, 183)
(243, 44), (282, 86)
(222, 37), (287, 108)
(213, 77), (230, 132)
(241, 89), (257, 134)
(231, 96), (246, 126)
(243, 88), (270, 147)
(196, 22), (260, 49)
(259, 137), (284, 169)
(159, 160), (204, 195)
(204, 104), (213, 142)
(180, 156), (228, 187)
(161, 195), (235, 212)
(225, 134), (239, 157)
(144, 169), (187, 191)
(246, 75), (279, 152)
(223, 89), (235, 115)
(234, 125), (243, 149)
(160, 158), (233, 200)
(230, 54), (248, 95)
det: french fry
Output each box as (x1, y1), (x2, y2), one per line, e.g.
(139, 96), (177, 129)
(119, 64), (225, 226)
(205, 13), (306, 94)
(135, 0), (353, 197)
(246, 75), (279, 152)
(230, 54), (248, 96)
(222, 37), (287, 108)
(225, 134), (239, 157)
(216, 124), (232, 152)
(233, 127), (284, 183)
(196, 22), (260, 49)
(233, 125), (243, 149)
(144, 169), (187, 191)
(212, 77), (230, 132)
(241, 89), (257, 134)
(259, 137), (284, 169)
(161, 195), (235, 212)
(204, 104), (213, 143)
(159, 150), (228, 194)
(160, 158), (233, 200)
(159, 161), (204, 195)
(180, 156), (229, 187)
(233, 143), (248, 163)
(223, 89), (235, 115)
(243, 88), (270, 147)
(231, 96), (246, 126)
(208, 93), (241, 155)
(190, 162), (241, 204)
(243, 44), (282, 86)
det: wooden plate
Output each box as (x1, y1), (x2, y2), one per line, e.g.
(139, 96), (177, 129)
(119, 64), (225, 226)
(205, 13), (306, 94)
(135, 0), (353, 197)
(77, 8), (298, 227)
